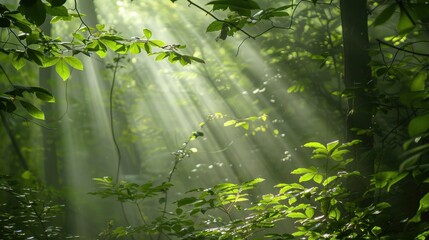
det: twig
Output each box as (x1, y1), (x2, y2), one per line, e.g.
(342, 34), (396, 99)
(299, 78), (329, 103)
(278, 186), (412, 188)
(377, 39), (429, 57)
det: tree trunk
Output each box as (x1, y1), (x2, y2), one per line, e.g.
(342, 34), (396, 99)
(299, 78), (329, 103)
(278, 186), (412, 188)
(340, 0), (374, 195)
(40, 19), (60, 187)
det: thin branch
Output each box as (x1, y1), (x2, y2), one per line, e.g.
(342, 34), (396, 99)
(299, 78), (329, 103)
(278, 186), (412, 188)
(109, 55), (122, 183)
(186, 0), (256, 40)
(73, 0), (92, 36)
(377, 39), (429, 57)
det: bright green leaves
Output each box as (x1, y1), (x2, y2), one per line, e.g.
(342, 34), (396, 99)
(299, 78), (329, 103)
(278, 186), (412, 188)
(53, 56), (83, 80)
(63, 56), (83, 70)
(90, 177), (173, 202)
(143, 28), (152, 39)
(303, 140), (359, 161)
(206, 21), (223, 32)
(222, 114), (268, 133)
(55, 58), (70, 80)
(291, 167), (323, 184)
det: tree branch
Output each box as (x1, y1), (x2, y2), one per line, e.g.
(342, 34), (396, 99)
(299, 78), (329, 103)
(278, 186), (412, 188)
(377, 39), (429, 57)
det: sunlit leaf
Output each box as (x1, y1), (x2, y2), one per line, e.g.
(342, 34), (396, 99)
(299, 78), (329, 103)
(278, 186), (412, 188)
(287, 212), (307, 219)
(235, 121), (249, 130)
(55, 58), (70, 80)
(224, 120), (237, 126)
(64, 56), (83, 70)
(299, 173), (314, 182)
(143, 29), (152, 39)
(206, 21), (223, 32)
(20, 100), (45, 120)
(305, 207), (315, 218)
(303, 142), (326, 150)
(291, 167), (317, 174)
(129, 43), (141, 54)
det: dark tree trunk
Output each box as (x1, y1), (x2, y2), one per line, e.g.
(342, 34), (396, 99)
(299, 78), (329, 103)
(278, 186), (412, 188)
(340, 0), (374, 194)
(40, 19), (60, 187)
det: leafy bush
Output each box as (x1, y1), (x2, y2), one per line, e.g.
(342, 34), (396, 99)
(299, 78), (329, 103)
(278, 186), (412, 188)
(92, 136), (429, 239)
(0, 173), (75, 240)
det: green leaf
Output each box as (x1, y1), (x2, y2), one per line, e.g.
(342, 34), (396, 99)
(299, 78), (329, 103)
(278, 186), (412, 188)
(176, 197), (198, 207)
(64, 56), (83, 70)
(305, 207), (315, 218)
(313, 174), (323, 184)
(206, 21), (224, 32)
(410, 193), (429, 222)
(45, 5), (68, 16)
(323, 176), (337, 186)
(148, 40), (165, 47)
(43, 56), (60, 67)
(12, 53), (27, 70)
(287, 212), (307, 219)
(27, 49), (44, 66)
(18, 0), (46, 26)
(397, 7), (415, 35)
(299, 173), (314, 182)
(235, 121), (249, 130)
(329, 208), (341, 221)
(20, 100), (44, 120)
(327, 140), (339, 152)
(155, 52), (168, 61)
(373, 4), (397, 26)
(410, 72), (427, 92)
(408, 113), (429, 137)
(56, 58), (70, 80)
(303, 142), (326, 150)
(96, 24), (105, 30)
(143, 29), (152, 39)
(188, 56), (205, 64)
(224, 119), (237, 126)
(29, 87), (55, 102)
(291, 167), (317, 174)
(129, 43), (141, 54)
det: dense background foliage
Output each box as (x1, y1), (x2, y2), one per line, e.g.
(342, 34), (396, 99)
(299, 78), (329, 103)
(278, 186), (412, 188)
(1, 0), (429, 239)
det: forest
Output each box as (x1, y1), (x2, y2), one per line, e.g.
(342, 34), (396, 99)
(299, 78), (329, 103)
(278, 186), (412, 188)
(1, 0), (429, 239)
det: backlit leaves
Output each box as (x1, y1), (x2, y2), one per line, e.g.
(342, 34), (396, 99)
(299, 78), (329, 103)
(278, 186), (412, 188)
(55, 58), (70, 80)
(20, 100), (44, 120)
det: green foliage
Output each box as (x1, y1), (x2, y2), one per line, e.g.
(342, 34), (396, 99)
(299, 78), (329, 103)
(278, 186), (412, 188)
(0, 174), (74, 240)
(93, 139), (429, 239)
